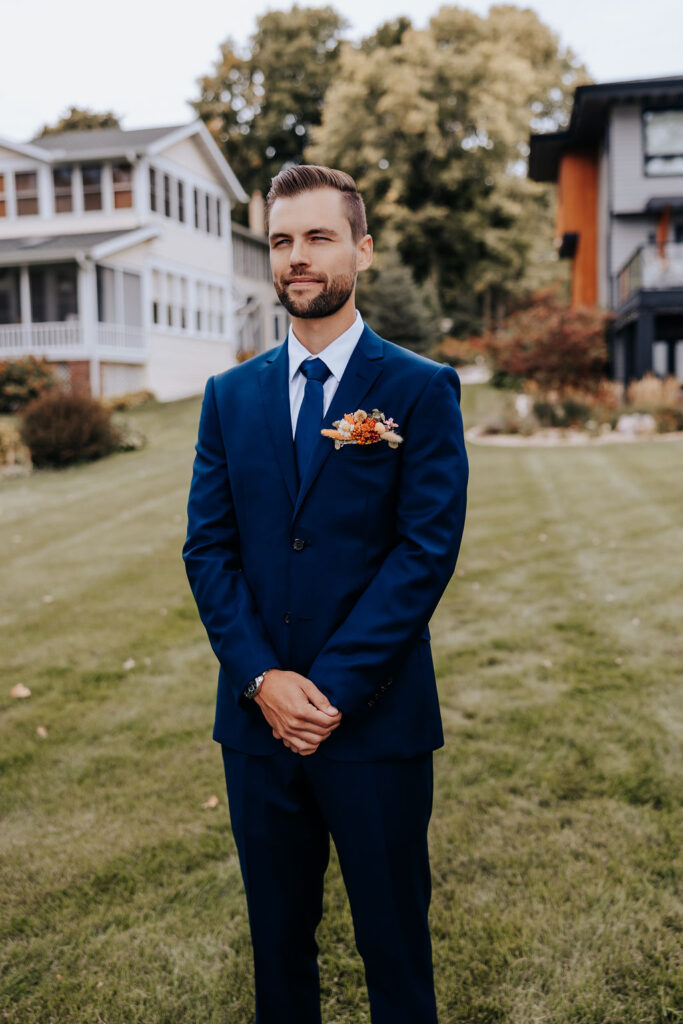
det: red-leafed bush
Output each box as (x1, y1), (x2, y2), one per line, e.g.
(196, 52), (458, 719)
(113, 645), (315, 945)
(481, 289), (611, 394)
(20, 392), (122, 468)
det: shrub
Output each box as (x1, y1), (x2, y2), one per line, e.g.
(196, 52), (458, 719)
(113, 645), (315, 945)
(626, 373), (681, 409)
(0, 356), (57, 413)
(20, 392), (122, 468)
(481, 289), (611, 393)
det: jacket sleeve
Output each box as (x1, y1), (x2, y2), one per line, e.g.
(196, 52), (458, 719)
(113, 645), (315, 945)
(307, 365), (468, 715)
(182, 375), (281, 700)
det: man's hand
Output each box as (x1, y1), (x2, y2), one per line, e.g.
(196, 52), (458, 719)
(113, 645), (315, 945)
(255, 669), (342, 756)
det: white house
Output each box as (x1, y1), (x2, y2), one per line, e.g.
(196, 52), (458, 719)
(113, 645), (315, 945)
(0, 120), (253, 400)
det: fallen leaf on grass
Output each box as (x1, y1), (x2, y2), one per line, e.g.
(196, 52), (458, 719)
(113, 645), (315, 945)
(614, 656), (623, 665)
(202, 795), (219, 809)
(42, 594), (55, 604)
(122, 658), (136, 670)
(36, 725), (48, 738)
(10, 683), (31, 698)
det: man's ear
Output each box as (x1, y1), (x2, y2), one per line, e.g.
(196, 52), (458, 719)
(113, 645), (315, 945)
(357, 234), (373, 273)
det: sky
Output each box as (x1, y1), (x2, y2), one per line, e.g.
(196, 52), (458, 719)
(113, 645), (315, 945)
(1, 0), (681, 141)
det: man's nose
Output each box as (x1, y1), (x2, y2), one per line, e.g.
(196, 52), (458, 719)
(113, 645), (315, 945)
(289, 239), (310, 266)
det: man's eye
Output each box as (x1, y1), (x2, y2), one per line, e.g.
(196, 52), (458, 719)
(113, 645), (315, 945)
(311, 235), (330, 241)
(271, 239), (289, 248)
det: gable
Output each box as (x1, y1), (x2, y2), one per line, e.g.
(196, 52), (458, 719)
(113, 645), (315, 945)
(157, 136), (226, 190)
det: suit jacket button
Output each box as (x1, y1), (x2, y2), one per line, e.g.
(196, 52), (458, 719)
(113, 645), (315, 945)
(292, 537), (305, 551)
(283, 612), (291, 625)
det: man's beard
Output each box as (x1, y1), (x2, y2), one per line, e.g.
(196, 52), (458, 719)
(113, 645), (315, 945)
(275, 270), (356, 319)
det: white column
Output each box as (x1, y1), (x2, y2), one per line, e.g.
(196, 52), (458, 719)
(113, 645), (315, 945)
(77, 259), (99, 396)
(39, 165), (53, 219)
(72, 166), (84, 216)
(19, 265), (32, 327)
(101, 163), (114, 214)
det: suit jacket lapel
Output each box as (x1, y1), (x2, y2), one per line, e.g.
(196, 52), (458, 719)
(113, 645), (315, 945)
(292, 325), (384, 521)
(257, 339), (299, 507)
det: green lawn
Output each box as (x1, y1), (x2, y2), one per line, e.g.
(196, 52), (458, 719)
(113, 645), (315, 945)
(1, 387), (681, 1023)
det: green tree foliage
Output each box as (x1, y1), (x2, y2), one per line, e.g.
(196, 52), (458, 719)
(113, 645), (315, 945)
(308, 4), (591, 333)
(37, 106), (122, 136)
(357, 250), (442, 355)
(191, 5), (347, 203)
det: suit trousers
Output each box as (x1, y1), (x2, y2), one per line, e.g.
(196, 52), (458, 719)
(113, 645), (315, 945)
(220, 744), (439, 1024)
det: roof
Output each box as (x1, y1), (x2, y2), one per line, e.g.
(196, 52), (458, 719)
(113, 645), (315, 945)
(28, 124), (188, 157)
(529, 74), (683, 182)
(0, 227), (160, 265)
(231, 221), (268, 248)
(0, 120), (248, 204)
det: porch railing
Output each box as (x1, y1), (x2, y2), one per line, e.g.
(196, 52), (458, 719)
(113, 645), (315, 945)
(617, 242), (683, 305)
(0, 321), (147, 362)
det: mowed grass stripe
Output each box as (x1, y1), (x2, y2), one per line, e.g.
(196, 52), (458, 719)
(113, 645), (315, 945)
(1, 388), (681, 1023)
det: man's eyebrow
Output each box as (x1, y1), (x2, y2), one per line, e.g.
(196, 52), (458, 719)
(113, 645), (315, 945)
(269, 227), (341, 242)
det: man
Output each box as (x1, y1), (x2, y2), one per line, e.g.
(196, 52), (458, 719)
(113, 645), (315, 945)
(183, 165), (468, 1024)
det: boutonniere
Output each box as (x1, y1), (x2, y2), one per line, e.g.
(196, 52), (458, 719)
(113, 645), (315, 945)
(321, 408), (403, 450)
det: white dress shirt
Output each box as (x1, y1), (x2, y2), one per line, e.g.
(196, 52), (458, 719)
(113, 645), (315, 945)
(287, 310), (365, 437)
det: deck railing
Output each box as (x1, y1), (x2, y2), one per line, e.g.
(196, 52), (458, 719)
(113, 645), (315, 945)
(617, 242), (683, 305)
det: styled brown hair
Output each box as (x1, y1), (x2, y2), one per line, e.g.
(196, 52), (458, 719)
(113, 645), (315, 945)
(265, 164), (368, 243)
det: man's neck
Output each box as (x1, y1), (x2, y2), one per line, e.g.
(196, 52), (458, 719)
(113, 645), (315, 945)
(290, 298), (357, 355)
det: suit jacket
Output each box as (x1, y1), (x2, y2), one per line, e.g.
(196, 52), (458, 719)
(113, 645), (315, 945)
(182, 324), (469, 761)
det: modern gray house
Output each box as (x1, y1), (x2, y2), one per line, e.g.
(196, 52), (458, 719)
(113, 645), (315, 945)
(530, 75), (683, 383)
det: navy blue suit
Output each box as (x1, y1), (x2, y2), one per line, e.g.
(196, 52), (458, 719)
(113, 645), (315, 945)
(183, 325), (468, 1022)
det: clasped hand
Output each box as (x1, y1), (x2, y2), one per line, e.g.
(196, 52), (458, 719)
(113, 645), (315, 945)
(255, 669), (342, 756)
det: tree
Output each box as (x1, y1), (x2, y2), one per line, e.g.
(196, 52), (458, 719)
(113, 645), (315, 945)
(307, 4), (591, 333)
(191, 5), (348, 203)
(37, 106), (122, 136)
(357, 250), (442, 355)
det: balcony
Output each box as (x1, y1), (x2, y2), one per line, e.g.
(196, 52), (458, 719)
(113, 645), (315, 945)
(0, 320), (147, 363)
(617, 242), (683, 306)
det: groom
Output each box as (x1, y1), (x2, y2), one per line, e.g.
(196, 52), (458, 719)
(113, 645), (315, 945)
(182, 164), (468, 1024)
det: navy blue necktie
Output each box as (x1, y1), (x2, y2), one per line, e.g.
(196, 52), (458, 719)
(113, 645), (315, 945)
(294, 357), (331, 484)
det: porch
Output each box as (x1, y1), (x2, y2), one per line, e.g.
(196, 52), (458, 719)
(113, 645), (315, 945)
(0, 320), (146, 363)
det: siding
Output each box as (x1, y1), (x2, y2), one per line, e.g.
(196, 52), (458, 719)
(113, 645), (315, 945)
(611, 104), (683, 213)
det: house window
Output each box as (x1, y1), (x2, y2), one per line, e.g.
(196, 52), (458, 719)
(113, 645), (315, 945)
(30, 264), (77, 322)
(179, 276), (188, 328)
(205, 193), (212, 234)
(177, 181), (185, 223)
(215, 196), (222, 236)
(643, 109), (683, 176)
(96, 265), (117, 322)
(151, 269), (161, 324)
(82, 165), (102, 211)
(53, 167), (73, 213)
(123, 272), (142, 325)
(164, 174), (172, 217)
(167, 273), (175, 326)
(0, 268), (20, 323)
(15, 171), (39, 216)
(194, 187), (200, 228)
(0, 174), (7, 217)
(113, 162), (133, 209)
(149, 167), (157, 212)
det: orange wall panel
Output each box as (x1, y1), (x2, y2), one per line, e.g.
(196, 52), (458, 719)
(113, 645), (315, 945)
(556, 152), (598, 307)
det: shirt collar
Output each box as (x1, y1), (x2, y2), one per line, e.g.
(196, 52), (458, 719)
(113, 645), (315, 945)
(287, 310), (364, 383)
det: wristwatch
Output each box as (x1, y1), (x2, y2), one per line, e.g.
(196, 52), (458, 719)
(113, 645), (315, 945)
(243, 669), (274, 700)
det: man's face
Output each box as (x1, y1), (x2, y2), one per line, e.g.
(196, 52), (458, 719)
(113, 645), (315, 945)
(268, 187), (372, 319)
